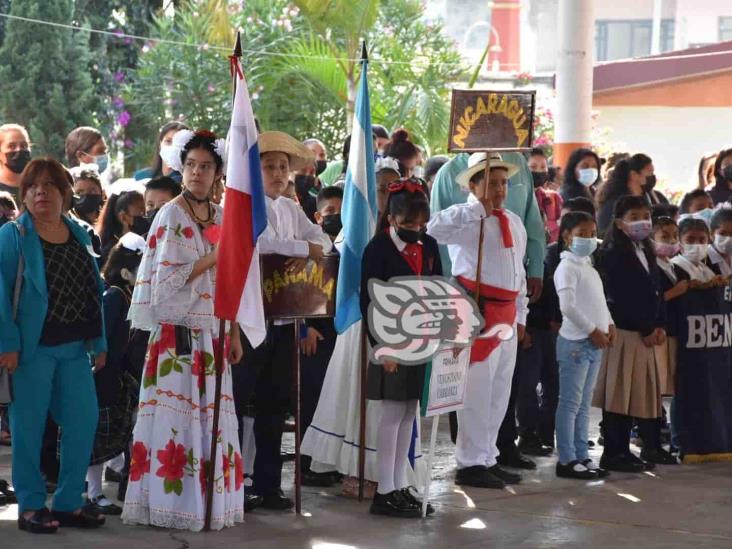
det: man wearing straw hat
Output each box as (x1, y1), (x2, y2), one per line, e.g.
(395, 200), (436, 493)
(427, 152), (529, 489)
(233, 131), (333, 510)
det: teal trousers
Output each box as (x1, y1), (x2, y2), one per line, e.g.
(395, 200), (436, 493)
(10, 340), (98, 512)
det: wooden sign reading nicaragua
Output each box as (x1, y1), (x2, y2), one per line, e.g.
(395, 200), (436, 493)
(448, 90), (536, 152)
(260, 253), (339, 319)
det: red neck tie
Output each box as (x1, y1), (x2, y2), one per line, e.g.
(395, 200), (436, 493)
(491, 209), (514, 248)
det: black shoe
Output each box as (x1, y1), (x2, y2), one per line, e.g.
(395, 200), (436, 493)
(0, 479), (16, 504)
(597, 436), (604, 446)
(244, 493), (263, 513)
(641, 448), (678, 465)
(518, 434), (553, 457)
(587, 440), (595, 448)
(369, 490), (421, 518)
(455, 465), (505, 489)
(88, 497), (122, 516)
(556, 460), (598, 480)
(17, 508), (58, 534)
(581, 459), (610, 478)
(52, 507), (106, 528)
(302, 469), (338, 487)
(599, 454), (644, 473)
(400, 487), (435, 515)
(497, 450), (536, 470)
(258, 490), (294, 511)
(104, 468), (123, 483)
(487, 464), (522, 484)
(625, 452), (656, 471)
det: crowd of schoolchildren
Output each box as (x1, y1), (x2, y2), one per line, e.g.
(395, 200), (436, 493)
(1, 117), (731, 531)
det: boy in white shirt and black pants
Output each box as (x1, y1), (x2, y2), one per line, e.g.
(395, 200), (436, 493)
(233, 132), (332, 510)
(427, 153), (529, 489)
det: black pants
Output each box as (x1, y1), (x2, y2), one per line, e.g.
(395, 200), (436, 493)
(299, 320), (337, 471)
(602, 410), (661, 457)
(516, 328), (559, 445)
(233, 324), (295, 496)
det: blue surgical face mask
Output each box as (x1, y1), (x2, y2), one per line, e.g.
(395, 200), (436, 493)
(693, 208), (714, 226)
(569, 236), (597, 257)
(94, 153), (109, 173)
(577, 168), (598, 186)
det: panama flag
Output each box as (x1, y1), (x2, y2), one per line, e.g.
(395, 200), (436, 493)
(214, 55), (268, 347)
(334, 48), (378, 334)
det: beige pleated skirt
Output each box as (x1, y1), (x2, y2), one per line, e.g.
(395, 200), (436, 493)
(654, 336), (677, 396)
(592, 329), (663, 418)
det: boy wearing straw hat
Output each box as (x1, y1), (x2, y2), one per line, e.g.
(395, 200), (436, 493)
(233, 131), (333, 510)
(427, 152), (529, 489)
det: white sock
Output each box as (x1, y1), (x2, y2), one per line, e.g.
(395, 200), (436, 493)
(393, 400), (417, 491)
(106, 453), (125, 473)
(376, 400), (409, 495)
(86, 463), (104, 500)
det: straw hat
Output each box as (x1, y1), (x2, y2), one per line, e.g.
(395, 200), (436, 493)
(456, 152), (519, 188)
(258, 131), (314, 172)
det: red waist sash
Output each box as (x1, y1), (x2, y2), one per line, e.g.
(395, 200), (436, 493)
(457, 276), (518, 362)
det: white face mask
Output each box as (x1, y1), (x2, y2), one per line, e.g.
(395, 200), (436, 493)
(577, 168), (598, 186)
(682, 243), (708, 263)
(715, 234), (732, 255)
(412, 165), (424, 179)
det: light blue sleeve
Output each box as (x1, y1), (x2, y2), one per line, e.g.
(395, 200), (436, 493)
(504, 152), (546, 279)
(0, 223), (21, 354)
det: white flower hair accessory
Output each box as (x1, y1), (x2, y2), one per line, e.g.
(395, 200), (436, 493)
(159, 129), (226, 173)
(69, 163), (100, 180)
(375, 155), (400, 174)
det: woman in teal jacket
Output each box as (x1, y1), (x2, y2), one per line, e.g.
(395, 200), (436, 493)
(0, 158), (107, 534)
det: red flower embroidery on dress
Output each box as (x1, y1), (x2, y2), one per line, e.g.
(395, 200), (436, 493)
(156, 439), (187, 482)
(144, 340), (160, 381)
(202, 224), (221, 245)
(234, 452), (244, 491)
(129, 441), (151, 482)
(156, 226), (165, 238)
(199, 458), (209, 495)
(182, 226), (195, 239)
(222, 454), (231, 491)
(148, 235), (157, 249)
(191, 350), (206, 392)
(159, 324), (177, 353)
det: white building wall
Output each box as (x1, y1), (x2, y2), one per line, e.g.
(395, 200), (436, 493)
(595, 106), (732, 192)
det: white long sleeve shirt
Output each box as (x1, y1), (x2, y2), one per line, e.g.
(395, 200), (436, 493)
(426, 196), (529, 325)
(554, 251), (613, 340)
(258, 196), (333, 257)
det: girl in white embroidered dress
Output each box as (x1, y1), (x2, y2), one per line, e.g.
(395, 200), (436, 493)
(122, 130), (244, 531)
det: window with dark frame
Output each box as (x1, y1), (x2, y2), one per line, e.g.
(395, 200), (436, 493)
(595, 19), (675, 62)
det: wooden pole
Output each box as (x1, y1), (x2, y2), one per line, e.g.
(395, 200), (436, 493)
(293, 319), (303, 514)
(204, 318), (227, 531)
(358, 322), (368, 501)
(473, 153), (491, 303)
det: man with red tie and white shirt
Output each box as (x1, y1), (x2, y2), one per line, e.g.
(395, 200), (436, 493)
(427, 152), (529, 489)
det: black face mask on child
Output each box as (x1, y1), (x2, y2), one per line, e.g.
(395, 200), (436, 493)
(396, 227), (424, 244)
(321, 214), (342, 237)
(130, 215), (152, 236)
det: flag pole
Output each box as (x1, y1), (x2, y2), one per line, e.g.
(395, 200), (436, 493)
(357, 39), (369, 503)
(204, 31), (242, 532)
(473, 153), (490, 304)
(293, 319), (303, 514)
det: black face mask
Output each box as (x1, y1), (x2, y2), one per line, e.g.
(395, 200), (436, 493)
(396, 227), (424, 244)
(144, 208), (160, 223)
(73, 193), (103, 216)
(130, 215), (152, 236)
(315, 160), (327, 176)
(723, 165), (732, 182)
(295, 174), (316, 198)
(531, 171), (548, 188)
(644, 174), (657, 191)
(321, 213), (342, 237)
(4, 150), (31, 174)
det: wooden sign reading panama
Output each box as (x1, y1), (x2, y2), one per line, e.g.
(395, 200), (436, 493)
(448, 89), (536, 152)
(260, 254), (339, 319)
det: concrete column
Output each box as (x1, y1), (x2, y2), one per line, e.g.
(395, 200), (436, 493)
(651, 0), (663, 55)
(553, 0), (595, 167)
